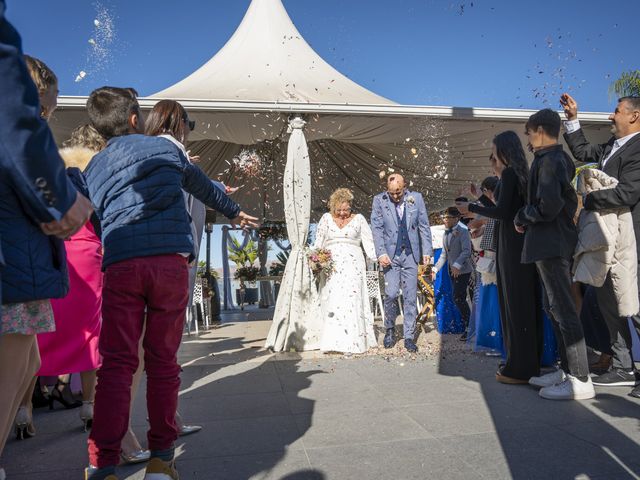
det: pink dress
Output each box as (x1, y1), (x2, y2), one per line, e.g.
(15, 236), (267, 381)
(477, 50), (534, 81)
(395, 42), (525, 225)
(37, 222), (103, 375)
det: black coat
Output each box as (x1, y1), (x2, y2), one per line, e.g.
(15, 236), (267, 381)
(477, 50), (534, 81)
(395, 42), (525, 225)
(515, 144), (578, 264)
(564, 129), (640, 259)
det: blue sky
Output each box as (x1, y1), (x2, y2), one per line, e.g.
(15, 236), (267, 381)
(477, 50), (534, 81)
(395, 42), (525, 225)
(7, 0), (637, 267)
(9, 0), (637, 112)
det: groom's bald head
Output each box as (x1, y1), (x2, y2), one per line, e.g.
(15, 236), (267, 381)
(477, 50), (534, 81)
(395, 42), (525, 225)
(387, 174), (406, 203)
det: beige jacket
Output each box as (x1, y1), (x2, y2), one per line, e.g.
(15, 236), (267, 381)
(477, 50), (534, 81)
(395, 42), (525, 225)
(573, 169), (639, 316)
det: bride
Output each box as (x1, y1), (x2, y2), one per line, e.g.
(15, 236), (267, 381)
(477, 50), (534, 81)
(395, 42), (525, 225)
(314, 188), (377, 353)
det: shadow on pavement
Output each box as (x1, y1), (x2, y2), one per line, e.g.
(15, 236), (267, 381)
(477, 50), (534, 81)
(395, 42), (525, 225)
(437, 335), (640, 479)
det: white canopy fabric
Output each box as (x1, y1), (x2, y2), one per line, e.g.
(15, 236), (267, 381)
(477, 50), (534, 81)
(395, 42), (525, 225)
(153, 0), (394, 106)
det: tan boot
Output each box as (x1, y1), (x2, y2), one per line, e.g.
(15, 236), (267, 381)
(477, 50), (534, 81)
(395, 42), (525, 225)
(143, 457), (179, 480)
(589, 353), (612, 375)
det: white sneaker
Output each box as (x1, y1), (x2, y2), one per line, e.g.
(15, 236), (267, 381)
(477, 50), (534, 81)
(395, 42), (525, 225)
(0, 467), (5, 480)
(539, 375), (596, 400)
(529, 369), (566, 388)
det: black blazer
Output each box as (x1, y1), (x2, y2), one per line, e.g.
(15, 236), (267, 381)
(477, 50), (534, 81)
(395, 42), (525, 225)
(564, 129), (640, 259)
(515, 145), (578, 264)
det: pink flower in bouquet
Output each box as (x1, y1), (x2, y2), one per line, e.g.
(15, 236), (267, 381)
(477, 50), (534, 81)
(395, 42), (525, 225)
(307, 247), (335, 280)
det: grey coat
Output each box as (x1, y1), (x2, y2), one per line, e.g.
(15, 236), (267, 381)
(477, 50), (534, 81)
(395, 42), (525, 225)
(434, 222), (473, 274)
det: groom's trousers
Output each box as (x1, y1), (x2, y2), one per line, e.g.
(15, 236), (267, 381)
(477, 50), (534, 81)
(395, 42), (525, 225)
(383, 251), (418, 340)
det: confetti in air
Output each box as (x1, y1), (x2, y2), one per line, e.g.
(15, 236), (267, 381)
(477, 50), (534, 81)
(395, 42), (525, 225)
(232, 149), (262, 177)
(74, 2), (117, 83)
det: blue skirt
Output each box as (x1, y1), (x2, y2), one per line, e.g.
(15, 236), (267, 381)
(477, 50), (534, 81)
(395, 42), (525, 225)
(434, 249), (464, 334)
(474, 282), (504, 355)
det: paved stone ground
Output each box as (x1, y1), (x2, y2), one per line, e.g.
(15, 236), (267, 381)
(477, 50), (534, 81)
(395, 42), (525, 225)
(4, 313), (640, 480)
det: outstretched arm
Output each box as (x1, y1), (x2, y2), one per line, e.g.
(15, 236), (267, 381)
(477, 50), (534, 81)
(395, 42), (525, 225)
(467, 169), (518, 220)
(182, 161), (241, 219)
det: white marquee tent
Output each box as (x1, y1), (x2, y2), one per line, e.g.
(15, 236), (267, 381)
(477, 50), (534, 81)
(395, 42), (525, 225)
(49, 0), (613, 343)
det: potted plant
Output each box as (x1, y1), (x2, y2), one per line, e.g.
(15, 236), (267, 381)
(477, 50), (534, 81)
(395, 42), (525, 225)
(258, 222), (288, 242)
(268, 250), (289, 300)
(228, 237), (260, 308)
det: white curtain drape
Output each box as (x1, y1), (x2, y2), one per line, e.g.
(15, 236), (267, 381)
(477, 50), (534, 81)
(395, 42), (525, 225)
(265, 117), (322, 351)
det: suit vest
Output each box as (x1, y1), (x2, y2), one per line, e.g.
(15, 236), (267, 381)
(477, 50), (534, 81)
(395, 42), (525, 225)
(394, 205), (413, 258)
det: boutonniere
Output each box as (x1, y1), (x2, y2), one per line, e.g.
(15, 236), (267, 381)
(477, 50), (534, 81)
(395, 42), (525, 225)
(406, 196), (415, 205)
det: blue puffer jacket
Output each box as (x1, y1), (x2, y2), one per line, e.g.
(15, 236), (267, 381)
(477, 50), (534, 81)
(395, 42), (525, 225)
(84, 134), (241, 269)
(0, 176), (69, 304)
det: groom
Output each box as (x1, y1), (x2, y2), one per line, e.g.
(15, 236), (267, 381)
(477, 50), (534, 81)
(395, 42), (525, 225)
(371, 174), (432, 352)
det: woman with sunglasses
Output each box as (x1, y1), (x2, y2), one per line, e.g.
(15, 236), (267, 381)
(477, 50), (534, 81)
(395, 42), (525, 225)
(457, 131), (543, 385)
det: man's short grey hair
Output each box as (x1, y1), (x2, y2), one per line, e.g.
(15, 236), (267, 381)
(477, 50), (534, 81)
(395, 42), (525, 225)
(619, 96), (640, 112)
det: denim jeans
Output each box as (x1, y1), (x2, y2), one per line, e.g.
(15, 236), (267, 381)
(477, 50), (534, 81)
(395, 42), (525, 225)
(536, 258), (589, 378)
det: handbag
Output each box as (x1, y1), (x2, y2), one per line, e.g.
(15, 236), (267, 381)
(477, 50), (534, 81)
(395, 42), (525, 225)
(475, 251), (496, 275)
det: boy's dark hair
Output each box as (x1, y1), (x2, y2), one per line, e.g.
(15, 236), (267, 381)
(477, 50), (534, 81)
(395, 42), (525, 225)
(526, 108), (561, 138)
(445, 206), (461, 217)
(481, 176), (499, 192)
(86, 86), (140, 140)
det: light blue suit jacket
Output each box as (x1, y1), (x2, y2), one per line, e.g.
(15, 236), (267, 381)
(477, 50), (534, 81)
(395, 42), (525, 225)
(370, 190), (433, 264)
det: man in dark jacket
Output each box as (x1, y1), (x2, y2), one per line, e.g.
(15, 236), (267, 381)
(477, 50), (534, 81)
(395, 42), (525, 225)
(515, 108), (595, 401)
(83, 87), (257, 480)
(0, 0), (92, 297)
(0, 2), (92, 237)
(561, 93), (640, 397)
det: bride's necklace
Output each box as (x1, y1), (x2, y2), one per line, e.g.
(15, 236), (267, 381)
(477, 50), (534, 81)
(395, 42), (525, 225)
(333, 215), (352, 228)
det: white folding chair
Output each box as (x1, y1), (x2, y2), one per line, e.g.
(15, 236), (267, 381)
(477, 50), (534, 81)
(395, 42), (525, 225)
(366, 270), (385, 320)
(187, 280), (203, 335)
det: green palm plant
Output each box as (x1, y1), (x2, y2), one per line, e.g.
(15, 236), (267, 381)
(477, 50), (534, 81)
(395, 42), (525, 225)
(228, 236), (260, 284)
(609, 70), (640, 99)
(228, 237), (258, 267)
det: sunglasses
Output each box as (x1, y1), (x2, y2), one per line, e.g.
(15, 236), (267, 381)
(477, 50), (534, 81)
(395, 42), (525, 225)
(184, 117), (195, 131)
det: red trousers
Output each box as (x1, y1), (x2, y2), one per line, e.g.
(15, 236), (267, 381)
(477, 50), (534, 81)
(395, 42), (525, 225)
(88, 254), (188, 468)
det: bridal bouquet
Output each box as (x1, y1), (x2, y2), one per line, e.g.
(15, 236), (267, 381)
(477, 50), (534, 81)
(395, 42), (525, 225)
(307, 248), (335, 280)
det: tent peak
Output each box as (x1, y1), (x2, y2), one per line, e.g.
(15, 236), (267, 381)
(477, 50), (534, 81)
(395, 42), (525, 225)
(152, 0), (394, 105)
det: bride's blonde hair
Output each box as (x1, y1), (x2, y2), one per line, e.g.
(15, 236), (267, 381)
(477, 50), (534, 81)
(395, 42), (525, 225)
(328, 188), (354, 214)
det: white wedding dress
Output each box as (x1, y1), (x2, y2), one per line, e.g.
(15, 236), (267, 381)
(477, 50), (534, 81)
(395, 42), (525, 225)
(313, 213), (377, 353)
